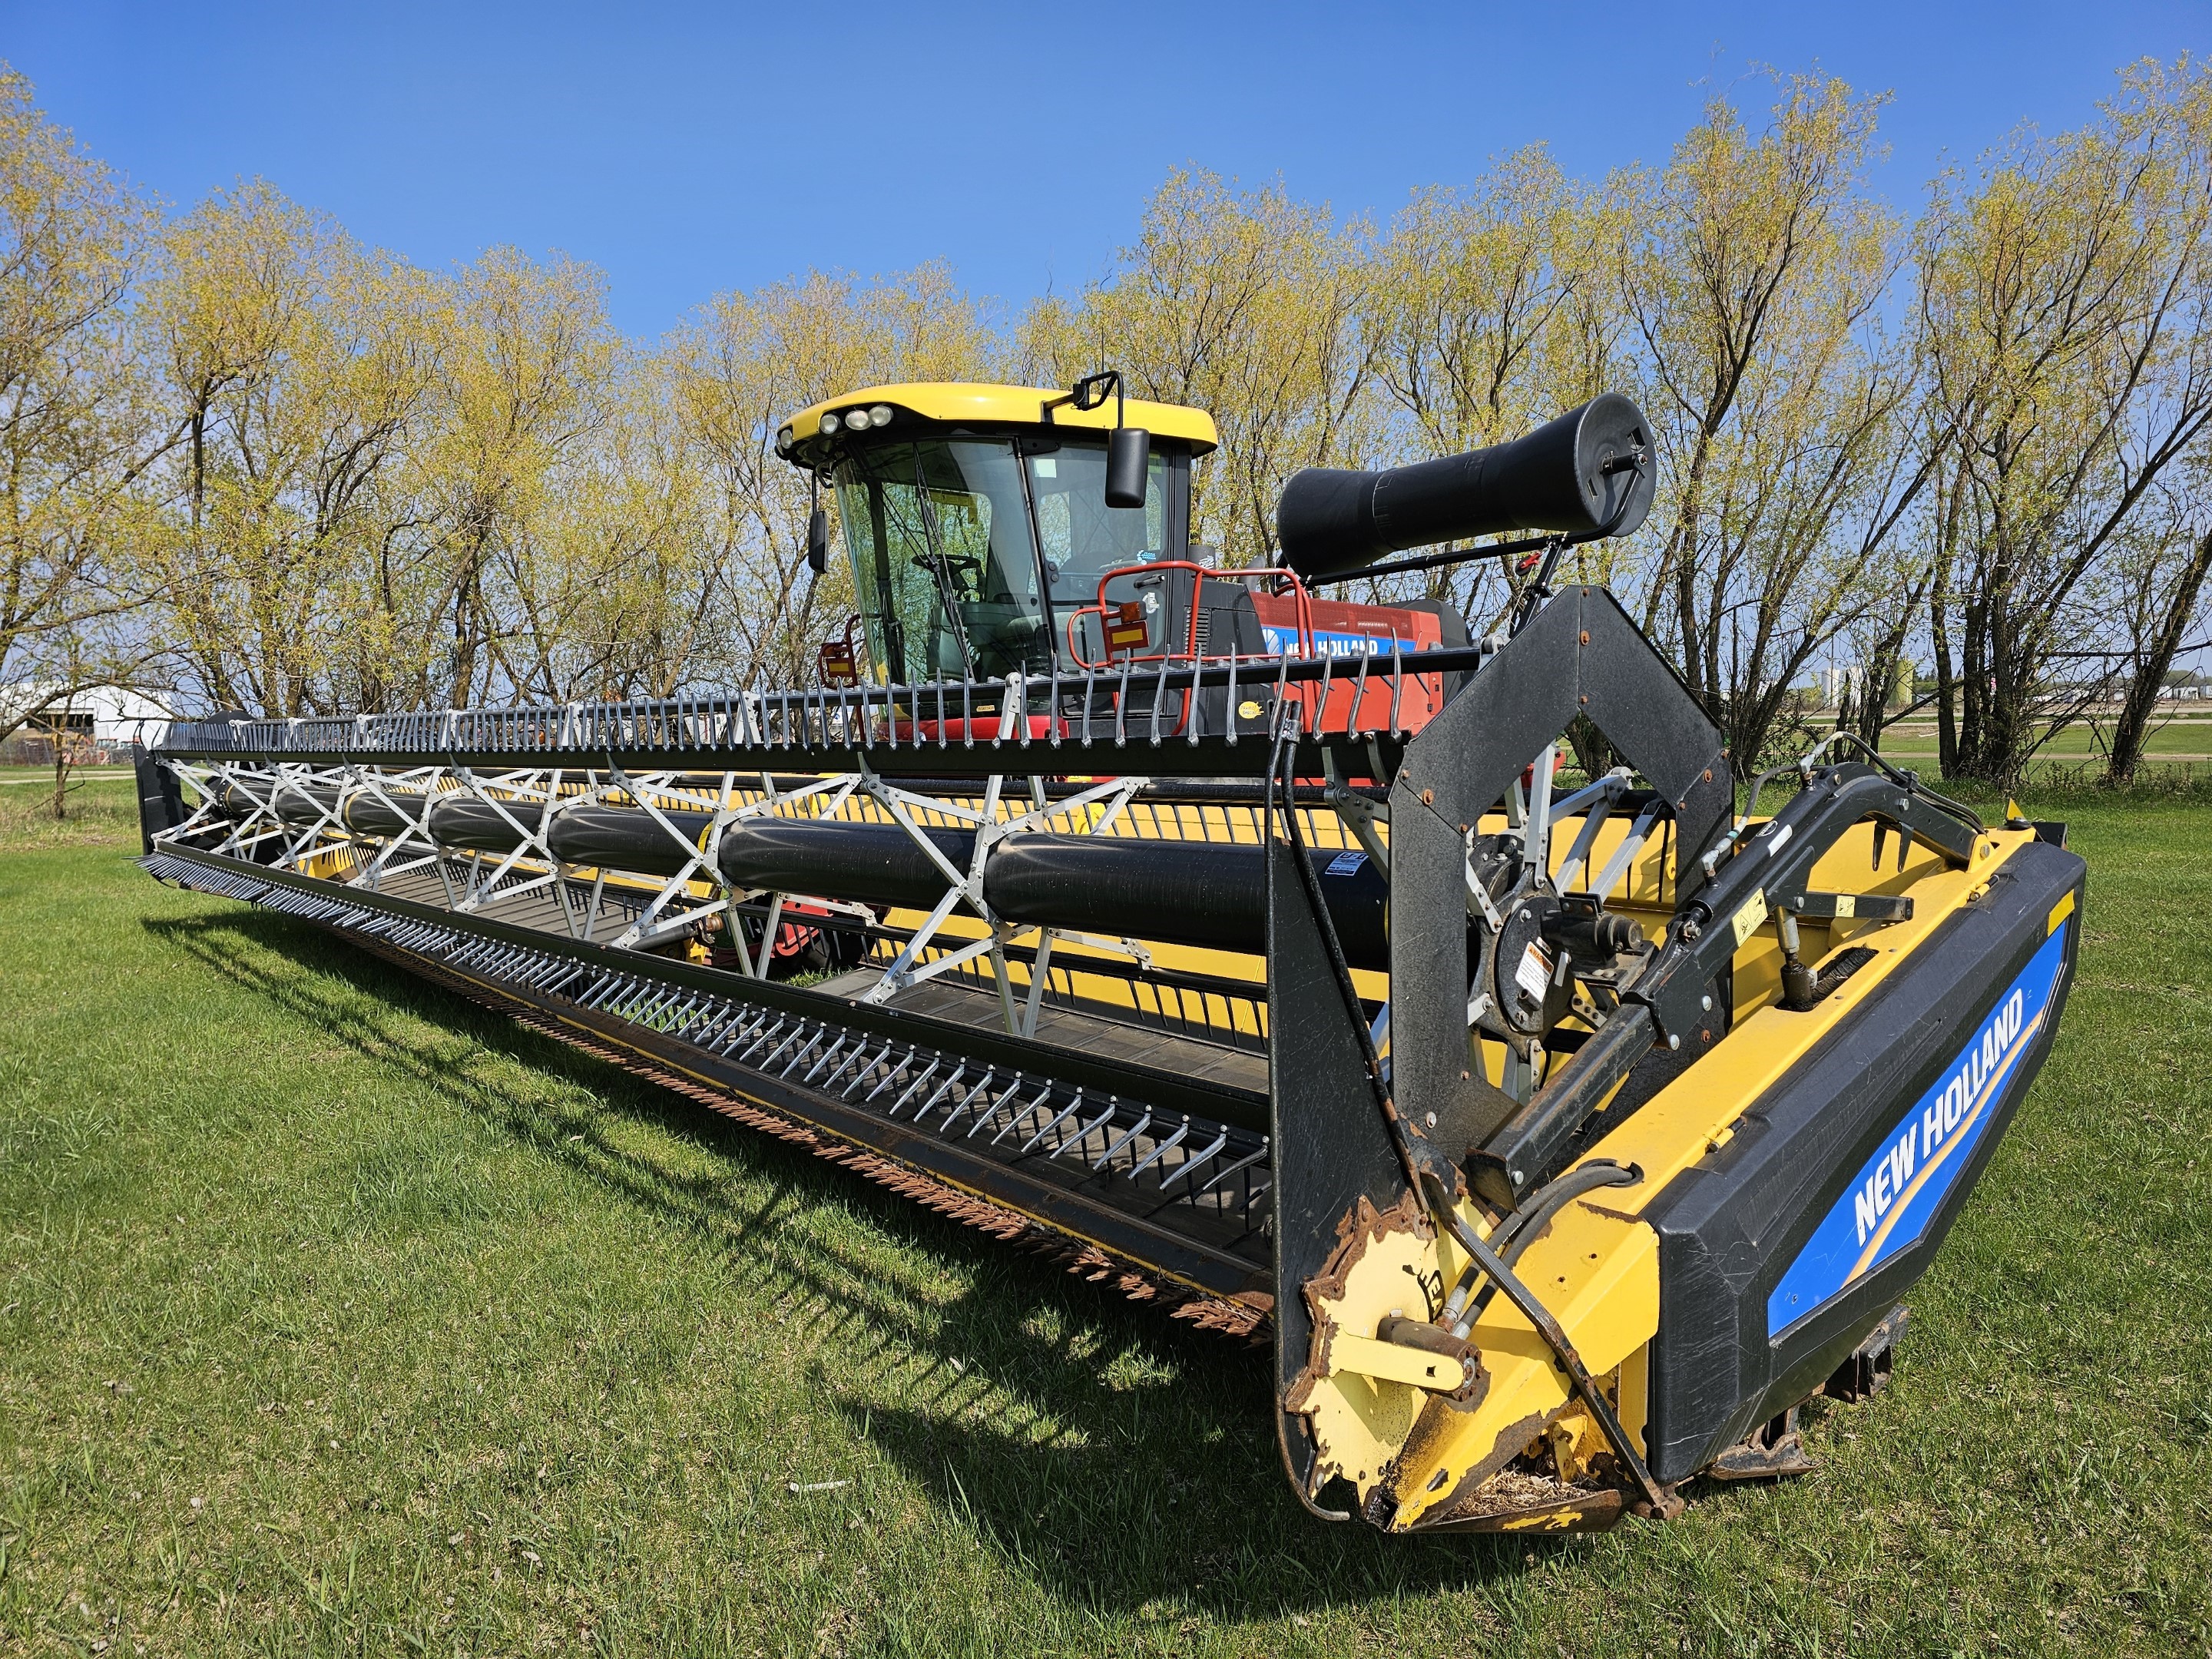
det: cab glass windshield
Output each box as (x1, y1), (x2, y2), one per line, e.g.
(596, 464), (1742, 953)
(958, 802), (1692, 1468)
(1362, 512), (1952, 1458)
(834, 434), (1184, 681)
(1026, 443), (1171, 605)
(835, 439), (1046, 683)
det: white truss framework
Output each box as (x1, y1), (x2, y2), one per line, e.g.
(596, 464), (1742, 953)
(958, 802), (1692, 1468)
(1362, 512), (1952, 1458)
(161, 759), (1187, 1035)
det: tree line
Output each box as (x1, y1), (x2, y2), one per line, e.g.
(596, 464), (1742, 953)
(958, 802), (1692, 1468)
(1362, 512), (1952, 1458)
(4, 58), (2209, 787)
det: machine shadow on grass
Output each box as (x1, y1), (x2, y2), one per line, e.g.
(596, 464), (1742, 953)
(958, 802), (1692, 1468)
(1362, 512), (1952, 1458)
(136, 902), (1622, 1614)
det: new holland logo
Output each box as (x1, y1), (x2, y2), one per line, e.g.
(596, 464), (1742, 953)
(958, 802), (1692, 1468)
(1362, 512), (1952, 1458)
(1258, 626), (1419, 660)
(1766, 920), (2070, 1338)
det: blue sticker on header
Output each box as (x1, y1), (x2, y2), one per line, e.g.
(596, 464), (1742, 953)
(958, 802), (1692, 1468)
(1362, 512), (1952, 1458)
(1325, 850), (1368, 876)
(1258, 627), (1420, 660)
(1766, 922), (2069, 1339)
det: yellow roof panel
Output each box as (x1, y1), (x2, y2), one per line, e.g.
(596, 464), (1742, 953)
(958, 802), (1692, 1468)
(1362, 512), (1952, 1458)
(778, 382), (1219, 459)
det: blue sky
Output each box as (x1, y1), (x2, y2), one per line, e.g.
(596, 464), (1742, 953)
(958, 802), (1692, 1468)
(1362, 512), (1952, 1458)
(2, 1), (2206, 337)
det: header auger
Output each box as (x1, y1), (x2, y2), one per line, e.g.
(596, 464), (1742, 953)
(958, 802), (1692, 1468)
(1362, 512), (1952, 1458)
(134, 378), (2083, 1533)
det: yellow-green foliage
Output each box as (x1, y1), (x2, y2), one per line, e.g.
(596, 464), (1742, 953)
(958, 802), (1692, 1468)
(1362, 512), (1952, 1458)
(5, 58), (2212, 786)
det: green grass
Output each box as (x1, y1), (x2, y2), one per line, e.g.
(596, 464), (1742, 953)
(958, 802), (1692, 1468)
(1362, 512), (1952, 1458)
(1869, 714), (2212, 780)
(2, 781), (2208, 1656)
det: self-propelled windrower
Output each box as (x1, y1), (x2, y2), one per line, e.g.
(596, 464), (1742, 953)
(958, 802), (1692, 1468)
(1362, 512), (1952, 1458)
(133, 376), (2083, 1532)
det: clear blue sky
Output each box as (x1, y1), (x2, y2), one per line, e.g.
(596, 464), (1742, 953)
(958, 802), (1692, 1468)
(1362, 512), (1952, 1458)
(2, 1), (2206, 337)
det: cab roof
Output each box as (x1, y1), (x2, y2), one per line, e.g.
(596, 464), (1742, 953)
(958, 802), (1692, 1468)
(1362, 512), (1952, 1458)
(776, 381), (1220, 468)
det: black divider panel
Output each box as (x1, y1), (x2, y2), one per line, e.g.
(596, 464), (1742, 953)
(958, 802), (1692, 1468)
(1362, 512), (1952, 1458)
(1383, 588), (1730, 1154)
(1575, 593), (1734, 881)
(1266, 838), (1403, 1498)
(1386, 800), (1522, 1154)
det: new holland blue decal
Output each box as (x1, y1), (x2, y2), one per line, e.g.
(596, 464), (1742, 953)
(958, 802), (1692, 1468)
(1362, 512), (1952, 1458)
(1766, 921), (2069, 1338)
(1258, 626), (1419, 659)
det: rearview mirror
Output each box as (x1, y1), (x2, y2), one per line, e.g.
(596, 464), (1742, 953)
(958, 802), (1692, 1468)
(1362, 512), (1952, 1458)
(1106, 426), (1151, 509)
(806, 507), (830, 574)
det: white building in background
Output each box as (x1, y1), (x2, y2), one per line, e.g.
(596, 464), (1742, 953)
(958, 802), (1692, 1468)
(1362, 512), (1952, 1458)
(0, 683), (175, 749)
(1820, 664), (1866, 709)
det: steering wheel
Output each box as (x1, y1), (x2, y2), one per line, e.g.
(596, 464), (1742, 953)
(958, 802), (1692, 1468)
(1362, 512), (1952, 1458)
(912, 551), (981, 578)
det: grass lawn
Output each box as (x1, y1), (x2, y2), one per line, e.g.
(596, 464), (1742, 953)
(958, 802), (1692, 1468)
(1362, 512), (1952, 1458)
(1870, 714), (2212, 777)
(2, 778), (2207, 1656)
(0, 769), (134, 794)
